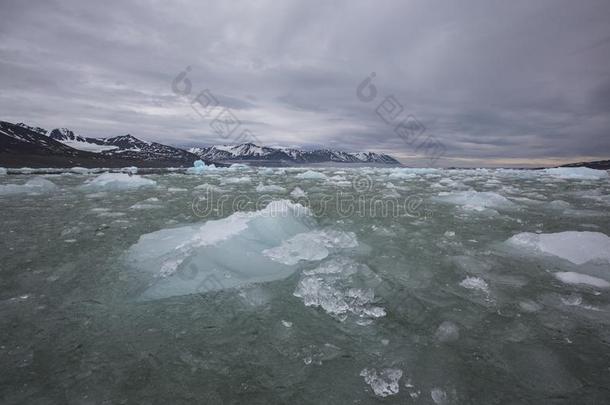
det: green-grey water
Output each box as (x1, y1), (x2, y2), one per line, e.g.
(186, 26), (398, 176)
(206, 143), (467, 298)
(1, 166), (609, 404)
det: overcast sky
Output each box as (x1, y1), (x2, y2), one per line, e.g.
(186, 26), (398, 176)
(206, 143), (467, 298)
(1, 0), (609, 166)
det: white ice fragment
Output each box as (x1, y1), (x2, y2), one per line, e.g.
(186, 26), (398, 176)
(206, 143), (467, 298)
(263, 229), (357, 265)
(506, 231), (610, 265)
(126, 200), (313, 300)
(281, 320), (293, 328)
(295, 170), (327, 180)
(0, 177), (58, 195)
(167, 187), (187, 193)
(80, 173), (156, 191)
(459, 276), (489, 293)
(543, 167), (608, 180)
(519, 300), (542, 313)
(431, 388), (448, 404)
(435, 190), (515, 211)
(221, 176), (251, 185)
(69, 167), (92, 174)
(290, 186), (307, 198)
(186, 160), (216, 174)
(388, 168), (418, 180)
(294, 258), (385, 322)
(554, 272), (610, 288)
(193, 183), (223, 193)
(255, 183), (287, 193)
(548, 200), (571, 209)
(360, 368), (403, 397)
(435, 321), (460, 342)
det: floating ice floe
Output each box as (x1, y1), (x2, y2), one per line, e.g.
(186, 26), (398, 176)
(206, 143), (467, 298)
(130, 197), (162, 210)
(434, 190), (515, 211)
(126, 200), (315, 300)
(294, 257), (385, 323)
(554, 272), (610, 288)
(0, 167), (6, 175)
(459, 276), (489, 293)
(290, 187), (307, 198)
(263, 229), (358, 265)
(221, 176), (251, 185)
(360, 368), (403, 397)
(295, 170), (327, 180)
(543, 167), (608, 180)
(80, 172), (156, 191)
(548, 200), (571, 210)
(519, 300), (543, 313)
(435, 321), (460, 342)
(506, 231), (610, 265)
(431, 388), (449, 404)
(255, 183), (287, 193)
(187, 159), (216, 174)
(193, 183), (224, 193)
(0, 177), (58, 195)
(167, 187), (187, 193)
(68, 167), (93, 174)
(388, 170), (417, 180)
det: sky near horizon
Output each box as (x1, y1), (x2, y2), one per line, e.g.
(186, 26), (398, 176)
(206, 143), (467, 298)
(1, 0), (609, 167)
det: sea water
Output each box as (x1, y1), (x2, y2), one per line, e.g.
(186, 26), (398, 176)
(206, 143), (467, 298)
(1, 166), (609, 404)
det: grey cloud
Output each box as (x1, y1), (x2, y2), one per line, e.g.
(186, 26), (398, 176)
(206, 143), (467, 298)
(0, 0), (609, 166)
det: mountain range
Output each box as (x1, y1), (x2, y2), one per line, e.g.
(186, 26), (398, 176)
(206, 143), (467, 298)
(188, 144), (399, 164)
(0, 120), (400, 168)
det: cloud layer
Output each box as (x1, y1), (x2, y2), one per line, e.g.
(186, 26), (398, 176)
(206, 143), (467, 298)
(1, 0), (609, 166)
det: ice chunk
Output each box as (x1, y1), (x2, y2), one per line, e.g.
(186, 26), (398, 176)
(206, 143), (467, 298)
(519, 300), (542, 313)
(293, 257), (385, 323)
(548, 200), (570, 209)
(69, 167), (92, 174)
(263, 229), (358, 265)
(255, 183), (287, 193)
(431, 388), (448, 404)
(554, 272), (610, 288)
(506, 231), (610, 265)
(543, 167), (608, 180)
(290, 186), (307, 198)
(0, 177), (58, 195)
(295, 170), (327, 180)
(388, 170), (417, 180)
(0, 167), (6, 175)
(360, 368), (402, 397)
(187, 160), (216, 174)
(221, 176), (251, 185)
(435, 321), (460, 342)
(193, 183), (223, 193)
(459, 276), (489, 293)
(80, 173), (156, 191)
(434, 190), (515, 211)
(126, 200), (314, 300)
(130, 198), (163, 210)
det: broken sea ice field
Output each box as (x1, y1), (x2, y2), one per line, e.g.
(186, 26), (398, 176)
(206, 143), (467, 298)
(1, 165), (610, 403)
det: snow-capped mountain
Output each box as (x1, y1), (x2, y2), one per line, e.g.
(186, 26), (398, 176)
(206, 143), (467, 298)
(1, 120), (399, 167)
(189, 143), (400, 164)
(48, 128), (118, 152)
(2, 122), (83, 155)
(0, 120), (201, 168)
(47, 128), (197, 162)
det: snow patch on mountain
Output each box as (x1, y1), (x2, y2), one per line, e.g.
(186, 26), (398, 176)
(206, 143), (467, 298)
(188, 143), (400, 164)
